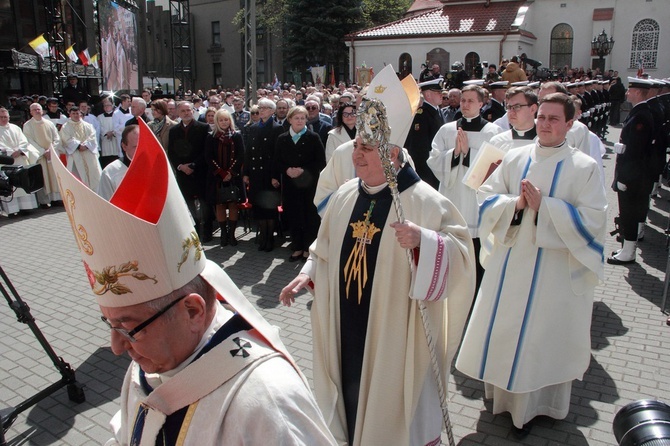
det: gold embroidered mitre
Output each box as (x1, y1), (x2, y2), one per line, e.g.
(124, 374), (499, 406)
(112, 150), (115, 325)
(52, 120), (206, 307)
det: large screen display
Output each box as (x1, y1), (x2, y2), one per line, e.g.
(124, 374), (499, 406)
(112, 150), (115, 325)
(98, 0), (139, 92)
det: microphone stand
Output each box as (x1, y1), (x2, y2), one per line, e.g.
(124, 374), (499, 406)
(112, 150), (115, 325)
(0, 265), (85, 446)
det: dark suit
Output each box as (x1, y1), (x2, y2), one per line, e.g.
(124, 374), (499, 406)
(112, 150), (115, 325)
(613, 102), (655, 241)
(404, 102), (442, 189)
(167, 119), (212, 239)
(307, 117), (332, 146)
(482, 99), (505, 123)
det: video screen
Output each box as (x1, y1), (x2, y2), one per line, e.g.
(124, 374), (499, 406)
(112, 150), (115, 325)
(98, 0), (139, 92)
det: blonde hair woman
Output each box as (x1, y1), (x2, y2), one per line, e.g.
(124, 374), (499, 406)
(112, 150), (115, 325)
(204, 109), (245, 247)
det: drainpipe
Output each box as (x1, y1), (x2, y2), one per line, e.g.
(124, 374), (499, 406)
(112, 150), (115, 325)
(499, 30), (509, 64)
(350, 35), (356, 84)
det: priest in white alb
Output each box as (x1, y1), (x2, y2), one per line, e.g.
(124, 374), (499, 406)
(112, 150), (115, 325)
(23, 102), (62, 205)
(0, 106), (39, 215)
(59, 106), (102, 191)
(428, 82), (503, 290)
(456, 93), (607, 438)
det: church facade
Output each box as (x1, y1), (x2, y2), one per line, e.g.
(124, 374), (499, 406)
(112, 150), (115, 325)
(345, 0), (669, 84)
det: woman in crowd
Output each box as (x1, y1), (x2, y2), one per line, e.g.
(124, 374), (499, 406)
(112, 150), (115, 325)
(204, 109), (245, 247)
(272, 106), (325, 261)
(324, 103), (356, 162)
(243, 98), (282, 252)
(204, 107), (217, 132)
(148, 99), (177, 149)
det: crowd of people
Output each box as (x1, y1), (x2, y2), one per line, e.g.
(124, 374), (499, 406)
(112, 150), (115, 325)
(3, 56), (670, 444)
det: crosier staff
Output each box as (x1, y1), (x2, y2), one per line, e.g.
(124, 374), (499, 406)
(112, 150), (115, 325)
(356, 97), (456, 446)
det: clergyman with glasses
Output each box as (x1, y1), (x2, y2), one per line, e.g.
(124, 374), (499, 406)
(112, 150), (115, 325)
(51, 121), (336, 445)
(489, 86), (539, 152)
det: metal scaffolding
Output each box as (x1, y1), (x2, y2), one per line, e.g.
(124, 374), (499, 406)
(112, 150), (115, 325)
(45, 0), (68, 95)
(244, 0), (256, 105)
(170, 0), (193, 93)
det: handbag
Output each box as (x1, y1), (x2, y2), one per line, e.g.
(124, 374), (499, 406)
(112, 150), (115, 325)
(217, 182), (241, 203)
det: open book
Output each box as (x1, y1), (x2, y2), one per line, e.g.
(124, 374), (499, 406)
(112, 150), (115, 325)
(462, 142), (506, 190)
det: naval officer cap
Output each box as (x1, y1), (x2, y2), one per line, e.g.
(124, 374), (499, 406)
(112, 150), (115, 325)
(418, 77), (445, 91)
(488, 81), (509, 89)
(627, 77), (654, 89)
(510, 81), (529, 87)
(463, 79), (485, 86)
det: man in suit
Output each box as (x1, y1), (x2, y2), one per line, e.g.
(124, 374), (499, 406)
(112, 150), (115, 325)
(274, 98), (291, 130)
(168, 101), (213, 242)
(403, 78), (443, 189)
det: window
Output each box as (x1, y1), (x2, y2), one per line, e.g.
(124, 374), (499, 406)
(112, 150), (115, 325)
(426, 48), (449, 76)
(399, 53), (412, 80)
(630, 19), (659, 69)
(465, 52), (480, 78)
(211, 21), (220, 47)
(213, 62), (222, 86)
(550, 24), (573, 70)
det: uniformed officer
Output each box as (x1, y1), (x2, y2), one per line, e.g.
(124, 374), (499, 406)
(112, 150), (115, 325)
(403, 77), (443, 189)
(482, 81), (508, 122)
(608, 77), (656, 265)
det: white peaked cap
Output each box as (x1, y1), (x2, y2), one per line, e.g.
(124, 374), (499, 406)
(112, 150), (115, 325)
(364, 64), (420, 147)
(52, 120), (207, 307)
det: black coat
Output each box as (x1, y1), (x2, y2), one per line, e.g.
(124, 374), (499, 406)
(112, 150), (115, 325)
(272, 129), (326, 197)
(243, 119), (283, 218)
(404, 103), (442, 189)
(167, 120), (210, 199)
(204, 131), (245, 205)
(614, 102), (655, 189)
(273, 129), (326, 250)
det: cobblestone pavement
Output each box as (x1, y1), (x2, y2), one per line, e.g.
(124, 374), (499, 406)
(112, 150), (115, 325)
(1, 125), (669, 445)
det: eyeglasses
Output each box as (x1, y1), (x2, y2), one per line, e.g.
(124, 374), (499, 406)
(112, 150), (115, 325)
(305, 106), (319, 111)
(342, 112), (356, 118)
(505, 104), (531, 112)
(100, 294), (187, 343)
(250, 111), (259, 115)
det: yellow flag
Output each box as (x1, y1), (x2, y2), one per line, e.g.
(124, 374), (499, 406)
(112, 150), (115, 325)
(29, 34), (49, 59)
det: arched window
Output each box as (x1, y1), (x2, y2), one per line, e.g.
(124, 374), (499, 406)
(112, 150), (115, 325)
(630, 19), (659, 69)
(399, 53), (412, 79)
(426, 48), (449, 76)
(550, 24), (573, 70)
(465, 52), (480, 78)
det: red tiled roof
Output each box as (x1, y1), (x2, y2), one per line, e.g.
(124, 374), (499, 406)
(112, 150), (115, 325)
(352, 1), (528, 39)
(593, 8), (614, 21)
(406, 0), (444, 16)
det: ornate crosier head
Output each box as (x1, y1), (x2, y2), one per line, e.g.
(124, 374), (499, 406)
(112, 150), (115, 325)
(356, 97), (391, 149)
(356, 97), (397, 188)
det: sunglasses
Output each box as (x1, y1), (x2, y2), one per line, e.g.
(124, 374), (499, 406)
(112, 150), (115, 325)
(251, 111), (259, 115)
(305, 106), (319, 111)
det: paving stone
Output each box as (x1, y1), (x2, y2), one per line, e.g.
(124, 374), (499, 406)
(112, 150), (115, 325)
(1, 126), (670, 445)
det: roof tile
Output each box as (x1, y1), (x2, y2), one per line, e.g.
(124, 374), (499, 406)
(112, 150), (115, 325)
(353, 1), (528, 38)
